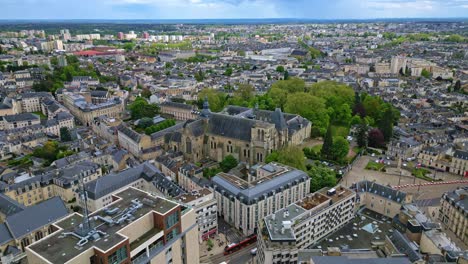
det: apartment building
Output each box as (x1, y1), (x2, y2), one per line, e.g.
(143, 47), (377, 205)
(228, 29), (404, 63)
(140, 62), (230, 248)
(0, 113), (40, 130)
(450, 150), (468, 177)
(26, 187), (200, 264)
(175, 188), (218, 243)
(1, 162), (101, 206)
(18, 92), (53, 113)
(160, 101), (198, 121)
(76, 162), (162, 212)
(212, 162), (310, 236)
(439, 187), (468, 245)
(52, 161), (102, 202)
(353, 180), (412, 218)
(62, 92), (124, 126)
(257, 186), (356, 264)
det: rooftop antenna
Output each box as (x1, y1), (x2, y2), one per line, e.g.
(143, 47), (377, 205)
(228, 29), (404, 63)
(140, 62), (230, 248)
(77, 172), (92, 235)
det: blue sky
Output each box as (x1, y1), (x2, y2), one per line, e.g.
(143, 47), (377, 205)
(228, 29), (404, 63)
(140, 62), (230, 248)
(1, 0), (467, 19)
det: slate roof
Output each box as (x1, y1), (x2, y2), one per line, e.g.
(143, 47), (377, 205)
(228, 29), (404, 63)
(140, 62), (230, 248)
(0, 193), (25, 217)
(152, 173), (186, 197)
(84, 162), (160, 200)
(161, 101), (194, 110)
(2, 113), (39, 123)
(183, 119), (205, 137)
(389, 230), (423, 263)
(117, 124), (141, 143)
(0, 223), (13, 245)
(443, 187), (468, 215)
(207, 113), (259, 142)
(353, 180), (407, 204)
(212, 166), (308, 204)
(4, 196), (68, 239)
(454, 150), (468, 160)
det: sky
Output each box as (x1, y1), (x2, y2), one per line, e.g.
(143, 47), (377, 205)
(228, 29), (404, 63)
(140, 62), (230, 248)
(1, 0), (467, 20)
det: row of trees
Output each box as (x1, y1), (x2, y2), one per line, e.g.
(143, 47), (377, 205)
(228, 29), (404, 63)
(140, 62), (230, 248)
(143, 119), (176, 135)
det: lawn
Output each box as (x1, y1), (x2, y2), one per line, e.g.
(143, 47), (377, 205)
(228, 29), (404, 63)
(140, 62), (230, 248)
(365, 161), (385, 171)
(331, 125), (350, 138)
(412, 168), (440, 181)
(311, 144), (322, 153)
(33, 111), (47, 119)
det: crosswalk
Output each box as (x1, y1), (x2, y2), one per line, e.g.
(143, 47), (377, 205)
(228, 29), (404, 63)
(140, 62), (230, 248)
(393, 179), (468, 189)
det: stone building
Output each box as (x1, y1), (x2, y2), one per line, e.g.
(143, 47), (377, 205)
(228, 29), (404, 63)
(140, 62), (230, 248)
(439, 187), (468, 245)
(165, 101), (311, 165)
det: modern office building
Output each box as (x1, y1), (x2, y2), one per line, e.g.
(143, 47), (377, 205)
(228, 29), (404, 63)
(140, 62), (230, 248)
(212, 162), (310, 236)
(26, 187), (200, 264)
(257, 186), (356, 264)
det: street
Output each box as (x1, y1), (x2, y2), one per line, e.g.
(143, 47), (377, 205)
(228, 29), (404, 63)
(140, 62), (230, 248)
(202, 243), (257, 264)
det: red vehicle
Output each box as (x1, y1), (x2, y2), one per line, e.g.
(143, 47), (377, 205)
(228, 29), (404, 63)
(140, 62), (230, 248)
(223, 234), (257, 255)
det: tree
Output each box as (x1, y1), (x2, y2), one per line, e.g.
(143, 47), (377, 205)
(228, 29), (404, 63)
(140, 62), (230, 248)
(368, 128), (385, 148)
(194, 69), (205, 82)
(276, 65), (285, 73)
(220, 155), (238, 172)
(141, 88), (152, 98)
(144, 119), (176, 135)
(234, 84), (254, 101)
(128, 97), (160, 120)
(454, 80), (461, 91)
(321, 125), (333, 160)
(60, 127), (72, 142)
(198, 89), (226, 112)
(32, 80), (54, 92)
(421, 69), (431, 79)
(283, 70), (289, 80)
(379, 107), (395, 142)
(276, 146), (306, 170)
(330, 103), (352, 126)
(268, 147), (306, 170)
(331, 136), (349, 162)
(284, 93), (329, 135)
(308, 165), (337, 192)
(137, 117), (154, 128)
(356, 122), (368, 148)
(224, 67), (233, 76)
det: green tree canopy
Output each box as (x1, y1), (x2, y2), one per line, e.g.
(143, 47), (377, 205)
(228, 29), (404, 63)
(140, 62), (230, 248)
(308, 165), (337, 192)
(128, 97), (160, 120)
(60, 127), (72, 142)
(276, 65), (285, 72)
(284, 92), (329, 135)
(273, 146), (307, 171)
(198, 88), (227, 112)
(330, 136), (350, 162)
(220, 155), (238, 172)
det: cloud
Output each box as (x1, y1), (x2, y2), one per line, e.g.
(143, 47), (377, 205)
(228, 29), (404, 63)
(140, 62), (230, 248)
(0, 0), (466, 19)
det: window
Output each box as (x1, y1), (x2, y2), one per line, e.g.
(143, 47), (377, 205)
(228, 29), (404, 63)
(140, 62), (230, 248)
(166, 211), (179, 229)
(108, 246), (128, 264)
(166, 228), (179, 242)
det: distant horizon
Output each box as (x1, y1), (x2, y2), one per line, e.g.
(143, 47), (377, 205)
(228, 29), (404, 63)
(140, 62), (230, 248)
(0, 17), (466, 24)
(2, 0), (468, 20)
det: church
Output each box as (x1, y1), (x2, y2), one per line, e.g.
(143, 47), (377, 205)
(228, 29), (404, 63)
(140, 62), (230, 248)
(163, 99), (312, 165)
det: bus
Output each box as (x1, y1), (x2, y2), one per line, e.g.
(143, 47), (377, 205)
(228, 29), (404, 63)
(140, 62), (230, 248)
(223, 234), (257, 255)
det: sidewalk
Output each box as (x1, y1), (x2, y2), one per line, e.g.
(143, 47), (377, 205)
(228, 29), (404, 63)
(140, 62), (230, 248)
(200, 233), (227, 260)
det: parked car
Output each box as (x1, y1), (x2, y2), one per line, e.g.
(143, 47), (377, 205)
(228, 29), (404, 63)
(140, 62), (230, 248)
(251, 248), (258, 255)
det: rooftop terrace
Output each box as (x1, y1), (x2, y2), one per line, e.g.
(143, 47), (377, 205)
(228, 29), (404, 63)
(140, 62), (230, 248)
(263, 186), (355, 242)
(28, 188), (181, 264)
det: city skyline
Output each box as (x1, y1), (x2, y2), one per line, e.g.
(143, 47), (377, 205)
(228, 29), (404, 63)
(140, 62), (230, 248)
(1, 0), (468, 20)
